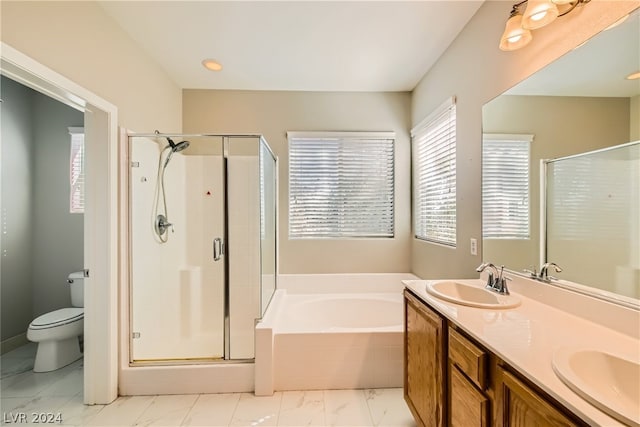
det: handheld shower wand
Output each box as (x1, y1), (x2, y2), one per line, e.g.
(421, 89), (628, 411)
(152, 133), (191, 243)
(163, 137), (190, 168)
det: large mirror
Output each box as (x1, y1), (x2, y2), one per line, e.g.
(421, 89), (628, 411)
(482, 7), (640, 305)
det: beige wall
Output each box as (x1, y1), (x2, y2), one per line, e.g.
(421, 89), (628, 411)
(410, 0), (639, 279)
(1, 1), (182, 132)
(631, 95), (640, 141)
(482, 95), (630, 273)
(183, 90), (412, 274)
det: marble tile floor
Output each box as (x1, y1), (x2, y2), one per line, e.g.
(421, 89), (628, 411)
(1, 344), (415, 426)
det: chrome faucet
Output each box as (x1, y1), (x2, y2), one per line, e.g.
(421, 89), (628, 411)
(476, 262), (511, 295)
(476, 262), (499, 288)
(539, 262), (563, 282)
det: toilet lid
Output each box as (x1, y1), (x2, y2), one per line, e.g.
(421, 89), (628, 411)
(30, 308), (84, 329)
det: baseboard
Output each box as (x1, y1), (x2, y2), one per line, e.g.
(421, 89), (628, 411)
(1, 333), (29, 355)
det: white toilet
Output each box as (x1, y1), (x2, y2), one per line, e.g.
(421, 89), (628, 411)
(27, 272), (85, 372)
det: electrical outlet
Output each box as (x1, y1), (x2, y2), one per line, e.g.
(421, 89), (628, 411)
(470, 238), (478, 256)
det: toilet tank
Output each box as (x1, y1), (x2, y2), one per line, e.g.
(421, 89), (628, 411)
(68, 271), (85, 308)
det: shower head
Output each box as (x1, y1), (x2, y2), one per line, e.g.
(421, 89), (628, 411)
(166, 137), (190, 153)
(162, 137), (190, 169)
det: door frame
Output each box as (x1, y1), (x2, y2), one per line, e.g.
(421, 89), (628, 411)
(1, 43), (119, 404)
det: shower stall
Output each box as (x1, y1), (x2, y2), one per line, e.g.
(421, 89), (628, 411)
(126, 133), (277, 367)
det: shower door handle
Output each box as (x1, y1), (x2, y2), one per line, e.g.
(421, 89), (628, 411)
(213, 238), (224, 261)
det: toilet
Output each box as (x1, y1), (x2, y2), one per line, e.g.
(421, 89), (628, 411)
(27, 272), (84, 372)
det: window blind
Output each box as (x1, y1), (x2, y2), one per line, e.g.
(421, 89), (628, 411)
(288, 132), (395, 239)
(412, 98), (457, 246)
(547, 143), (636, 241)
(482, 134), (532, 239)
(69, 127), (85, 214)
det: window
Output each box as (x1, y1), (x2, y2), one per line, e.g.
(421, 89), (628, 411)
(69, 127), (85, 214)
(412, 97), (457, 246)
(482, 134), (532, 239)
(288, 132), (395, 239)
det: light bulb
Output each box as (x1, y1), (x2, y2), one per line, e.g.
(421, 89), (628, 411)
(499, 13), (533, 51)
(522, 0), (559, 30)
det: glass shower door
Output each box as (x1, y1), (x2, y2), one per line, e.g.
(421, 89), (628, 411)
(129, 135), (225, 362)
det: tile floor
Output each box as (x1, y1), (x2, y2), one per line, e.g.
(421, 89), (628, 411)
(1, 344), (415, 426)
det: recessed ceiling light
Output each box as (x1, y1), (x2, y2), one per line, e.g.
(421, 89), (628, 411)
(202, 59), (223, 72)
(626, 71), (640, 80)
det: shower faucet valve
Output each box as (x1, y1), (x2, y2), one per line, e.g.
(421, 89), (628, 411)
(155, 214), (173, 237)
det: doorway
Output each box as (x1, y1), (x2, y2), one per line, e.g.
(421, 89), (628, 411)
(1, 43), (118, 404)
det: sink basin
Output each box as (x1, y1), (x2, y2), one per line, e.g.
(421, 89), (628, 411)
(425, 280), (521, 309)
(552, 347), (640, 427)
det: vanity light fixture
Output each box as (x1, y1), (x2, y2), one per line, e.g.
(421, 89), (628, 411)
(202, 59), (223, 72)
(499, 0), (591, 51)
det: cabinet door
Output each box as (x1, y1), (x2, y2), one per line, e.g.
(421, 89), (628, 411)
(404, 291), (446, 427)
(450, 366), (489, 427)
(497, 368), (585, 427)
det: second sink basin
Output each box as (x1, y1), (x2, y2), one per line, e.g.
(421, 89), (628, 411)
(552, 347), (640, 427)
(425, 280), (521, 309)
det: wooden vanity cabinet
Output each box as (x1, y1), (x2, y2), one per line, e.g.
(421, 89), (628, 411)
(404, 289), (590, 427)
(496, 368), (587, 427)
(404, 290), (446, 427)
(448, 327), (492, 427)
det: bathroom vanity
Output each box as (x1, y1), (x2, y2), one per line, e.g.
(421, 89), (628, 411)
(403, 277), (640, 427)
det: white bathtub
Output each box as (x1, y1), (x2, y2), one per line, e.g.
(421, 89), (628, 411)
(255, 273), (417, 395)
(278, 293), (402, 332)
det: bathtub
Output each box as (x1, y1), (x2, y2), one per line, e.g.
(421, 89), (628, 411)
(255, 273), (418, 396)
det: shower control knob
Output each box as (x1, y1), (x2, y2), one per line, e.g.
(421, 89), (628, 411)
(155, 214), (173, 237)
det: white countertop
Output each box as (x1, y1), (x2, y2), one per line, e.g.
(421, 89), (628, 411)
(403, 276), (640, 427)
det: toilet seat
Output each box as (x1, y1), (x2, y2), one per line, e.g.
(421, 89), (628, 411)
(29, 308), (84, 330)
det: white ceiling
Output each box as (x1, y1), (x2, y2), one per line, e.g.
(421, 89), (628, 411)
(99, 1), (484, 92)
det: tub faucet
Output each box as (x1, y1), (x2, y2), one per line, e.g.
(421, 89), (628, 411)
(539, 262), (563, 282)
(476, 263), (511, 295)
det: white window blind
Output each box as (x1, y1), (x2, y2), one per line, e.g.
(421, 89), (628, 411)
(69, 127), (85, 214)
(412, 98), (457, 247)
(288, 132), (395, 239)
(482, 134), (532, 239)
(547, 143), (637, 241)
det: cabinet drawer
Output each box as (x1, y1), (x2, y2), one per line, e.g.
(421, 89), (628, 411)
(450, 366), (489, 427)
(449, 327), (487, 389)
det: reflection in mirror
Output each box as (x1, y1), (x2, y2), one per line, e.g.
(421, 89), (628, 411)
(482, 7), (640, 305)
(545, 142), (639, 300)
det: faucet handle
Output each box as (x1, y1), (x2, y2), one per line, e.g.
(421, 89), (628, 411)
(523, 266), (537, 278)
(494, 272), (512, 295)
